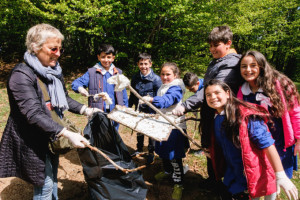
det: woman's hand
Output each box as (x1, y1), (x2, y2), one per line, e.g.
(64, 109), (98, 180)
(83, 107), (103, 118)
(61, 129), (89, 148)
(80, 105), (103, 118)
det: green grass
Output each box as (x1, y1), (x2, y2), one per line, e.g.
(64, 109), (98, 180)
(0, 84), (299, 199)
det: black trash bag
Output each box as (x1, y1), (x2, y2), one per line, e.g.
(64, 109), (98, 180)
(77, 112), (148, 200)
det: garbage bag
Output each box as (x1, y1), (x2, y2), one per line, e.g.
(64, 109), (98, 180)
(77, 112), (148, 200)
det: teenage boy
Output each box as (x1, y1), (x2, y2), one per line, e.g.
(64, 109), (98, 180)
(72, 44), (128, 130)
(183, 72), (204, 93)
(128, 53), (162, 163)
(173, 26), (242, 192)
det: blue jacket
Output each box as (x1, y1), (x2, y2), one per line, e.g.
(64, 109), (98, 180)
(129, 69), (162, 113)
(153, 86), (189, 159)
(72, 64), (128, 111)
(197, 78), (204, 91)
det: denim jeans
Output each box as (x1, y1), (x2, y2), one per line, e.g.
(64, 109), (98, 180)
(33, 153), (59, 200)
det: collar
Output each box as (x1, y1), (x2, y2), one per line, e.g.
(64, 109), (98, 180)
(95, 63), (118, 75)
(214, 110), (225, 118)
(241, 82), (263, 95)
(140, 69), (153, 80)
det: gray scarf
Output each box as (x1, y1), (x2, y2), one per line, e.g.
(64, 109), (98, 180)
(24, 52), (69, 111)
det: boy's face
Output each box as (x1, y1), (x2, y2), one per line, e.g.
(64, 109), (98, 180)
(186, 81), (200, 93)
(97, 52), (115, 70)
(209, 40), (231, 59)
(138, 59), (152, 76)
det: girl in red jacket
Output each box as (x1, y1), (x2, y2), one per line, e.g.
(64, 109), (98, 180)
(238, 50), (300, 179)
(204, 79), (298, 200)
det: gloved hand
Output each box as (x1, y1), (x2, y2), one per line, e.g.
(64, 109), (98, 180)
(138, 96), (153, 104)
(83, 107), (103, 118)
(294, 139), (300, 156)
(61, 129), (89, 148)
(172, 105), (185, 116)
(94, 92), (113, 105)
(276, 171), (298, 200)
(78, 86), (89, 97)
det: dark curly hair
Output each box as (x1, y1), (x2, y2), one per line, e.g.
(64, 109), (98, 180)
(240, 50), (300, 118)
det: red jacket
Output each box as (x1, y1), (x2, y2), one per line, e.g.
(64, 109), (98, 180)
(237, 80), (300, 150)
(210, 104), (276, 198)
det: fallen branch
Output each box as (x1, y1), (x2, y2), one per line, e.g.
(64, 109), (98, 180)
(83, 142), (147, 174)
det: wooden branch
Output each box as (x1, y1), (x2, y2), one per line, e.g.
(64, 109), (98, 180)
(84, 142), (147, 174)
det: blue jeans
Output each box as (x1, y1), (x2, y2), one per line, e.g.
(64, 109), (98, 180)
(33, 153), (59, 200)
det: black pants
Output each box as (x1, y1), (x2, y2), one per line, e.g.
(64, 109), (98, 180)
(218, 183), (249, 200)
(137, 133), (155, 152)
(162, 158), (184, 185)
(207, 157), (216, 181)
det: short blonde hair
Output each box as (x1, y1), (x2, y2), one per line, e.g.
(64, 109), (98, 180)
(26, 23), (64, 54)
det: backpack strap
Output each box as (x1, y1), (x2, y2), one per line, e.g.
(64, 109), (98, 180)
(37, 78), (65, 127)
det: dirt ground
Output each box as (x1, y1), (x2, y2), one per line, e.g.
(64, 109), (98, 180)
(0, 126), (218, 200)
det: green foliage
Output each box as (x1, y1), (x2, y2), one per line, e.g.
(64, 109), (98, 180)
(0, 0), (299, 80)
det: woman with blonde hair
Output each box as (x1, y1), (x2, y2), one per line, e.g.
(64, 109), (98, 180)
(0, 24), (101, 199)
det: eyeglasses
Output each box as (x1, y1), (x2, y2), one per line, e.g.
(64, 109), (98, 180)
(50, 47), (64, 54)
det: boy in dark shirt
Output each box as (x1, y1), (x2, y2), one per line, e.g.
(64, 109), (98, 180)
(129, 53), (162, 163)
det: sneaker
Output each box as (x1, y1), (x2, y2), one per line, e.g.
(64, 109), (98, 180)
(146, 153), (155, 165)
(172, 184), (184, 200)
(154, 171), (170, 182)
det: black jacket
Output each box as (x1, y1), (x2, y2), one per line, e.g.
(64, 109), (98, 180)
(181, 53), (242, 147)
(128, 70), (162, 113)
(0, 62), (83, 186)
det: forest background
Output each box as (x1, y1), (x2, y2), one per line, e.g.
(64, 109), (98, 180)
(0, 0), (299, 81)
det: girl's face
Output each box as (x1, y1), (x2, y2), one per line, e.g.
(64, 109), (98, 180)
(240, 55), (260, 84)
(160, 66), (176, 84)
(205, 85), (229, 113)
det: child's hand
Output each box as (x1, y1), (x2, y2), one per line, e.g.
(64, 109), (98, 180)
(276, 171), (298, 200)
(172, 105), (185, 116)
(78, 87), (89, 97)
(139, 96), (153, 104)
(294, 139), (300, 156)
